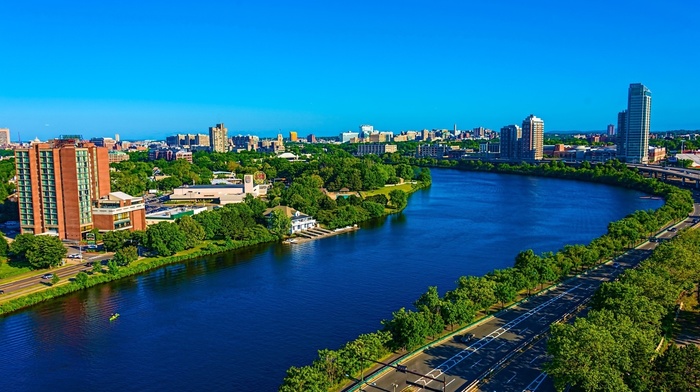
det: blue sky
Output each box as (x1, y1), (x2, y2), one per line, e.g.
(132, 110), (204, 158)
(1, 0), (699, 141)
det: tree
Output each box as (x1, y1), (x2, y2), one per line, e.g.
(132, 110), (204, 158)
(268, 209), (292, 238)
(74, 271), (89, 287)
(92, 261), (103, 274)
(144, 221), (187, 256)
(0, 233), (8, 257)
(388, 189), (408, 210)
(494, 282), (516, 309)
(102, 230), (131, 252)
(361, 201), (384, 218)
(25, 236), (67, 269)
(113, 246), (138, 267)
(9, 233), (37, 262)
(51, 274), (60, 285)
(193, 211), (222, 240)
(177, 215), (205, 249)
(107, 260), (119, 275)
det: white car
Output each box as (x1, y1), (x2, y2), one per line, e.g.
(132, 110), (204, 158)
(68, 254), (83, 259)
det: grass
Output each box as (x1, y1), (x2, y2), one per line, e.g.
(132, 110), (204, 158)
(0, 258), (33, 280)
(360, 183), (416, 198)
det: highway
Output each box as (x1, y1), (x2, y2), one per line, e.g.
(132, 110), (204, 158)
(361, 209), (698, 392)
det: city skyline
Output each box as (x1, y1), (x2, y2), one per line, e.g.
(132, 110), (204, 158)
(2, 1), (700, 140)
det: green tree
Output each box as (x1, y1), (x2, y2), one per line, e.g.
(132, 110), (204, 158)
(0, 233), (8, 257)
(144, 221), (187, 256)
(107, 260), (119, 275)
(494, 282), (516, 309)
(268, 209), (292, 238)
(361, 201), (384, 218)
(193, 211), (222, 240)
(74, 271), (89, 287)
(51, 273), (60, 285)
(9, 233), (37, 262)
(102, 230), (131, 252)
(388, 189), (408, 210)
(26, 236), (67, 269)
(113, 246), (138, 267)
(177, 215), (205, 249)
(92, 261), (103, 274)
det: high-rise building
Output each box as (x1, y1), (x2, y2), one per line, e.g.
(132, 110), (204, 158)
(607, 124), (615, 136)
(623, 83), (652, 163)
(14, 138), (111, 240)
(617, 110), (628, 159)
(209, 123), (228, 153)
(289, 131), (298, 142)
(360, 125), (374, 138)
(499, 125), (522, 161)
(114, 133), (120, 142)
(0, 128), (10, 146)
(521, 115), (544, 160)
(307, 134), (317, 143)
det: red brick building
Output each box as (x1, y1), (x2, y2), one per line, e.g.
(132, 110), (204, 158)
(15, 138), (111, 240)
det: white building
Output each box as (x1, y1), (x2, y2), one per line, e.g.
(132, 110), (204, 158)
(170, 174), (268, 205)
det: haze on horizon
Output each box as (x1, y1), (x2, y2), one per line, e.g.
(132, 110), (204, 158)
(1, 0), (699, 141)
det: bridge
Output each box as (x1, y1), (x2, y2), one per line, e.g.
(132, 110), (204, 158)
(627, 163), (700, 188)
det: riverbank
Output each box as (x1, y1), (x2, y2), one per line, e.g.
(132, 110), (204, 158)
(0, 181), (429, 316)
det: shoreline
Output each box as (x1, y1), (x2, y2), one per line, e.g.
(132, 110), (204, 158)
(0, 183), (427, 316)
(284, 225), (360, 245)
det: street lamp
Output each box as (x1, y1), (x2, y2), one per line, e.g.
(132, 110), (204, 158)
(391, 382), (399, 392)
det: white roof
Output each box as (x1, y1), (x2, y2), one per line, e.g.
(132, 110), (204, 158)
(109, 191), (138, 201)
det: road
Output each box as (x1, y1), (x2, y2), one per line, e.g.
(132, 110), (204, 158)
(0, 253), (113, 296)
(360, 209), (698, 392)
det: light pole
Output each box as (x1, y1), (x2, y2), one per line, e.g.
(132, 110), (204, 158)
(392, 382), (399, 392)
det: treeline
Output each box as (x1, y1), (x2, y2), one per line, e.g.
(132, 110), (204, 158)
(546, 228), (700, 392)
(278, 161), (694, 392)
(111, 148), (429, 196)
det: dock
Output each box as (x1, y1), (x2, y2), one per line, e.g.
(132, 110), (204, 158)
(283, 225), (359, 244)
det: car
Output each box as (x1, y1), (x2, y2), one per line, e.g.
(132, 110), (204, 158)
(41, 273), (54, 279)
(0, 289), (4, 294)
(85, 262), (93, 267)
(669, 227), (677, 232)
(460, 333), (475, 343)
(613, 263), (620, 268)
(68, 254), (83, 259)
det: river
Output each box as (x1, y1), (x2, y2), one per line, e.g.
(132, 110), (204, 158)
(0, 169), (662, 391)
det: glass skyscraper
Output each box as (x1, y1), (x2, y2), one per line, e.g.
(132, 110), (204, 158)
(621, 83), (651, 163)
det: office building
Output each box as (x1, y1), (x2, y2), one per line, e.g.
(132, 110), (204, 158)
(0, 128), (10, 147)
(340, 132), (359, 143)
(521, 115), (544, 160)
(289, 131), (298, 142)
(15, 138), (111, 240)
(607, 124), (615, 137)
(622, 83), (652, 163)
(92, 192), (147, 233)
(209, 123), (228, 153)
(360, 124), (374, 138)
(617, 110), (628, 159)
(231, 135), (259, 151)
(307, 134), (317, 143)
(499, 125), (521, 161)
(356, 143), (398, 156)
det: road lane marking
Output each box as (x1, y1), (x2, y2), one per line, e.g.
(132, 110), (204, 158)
(414, 284), (582, 388)
(470, 359), (483, 369)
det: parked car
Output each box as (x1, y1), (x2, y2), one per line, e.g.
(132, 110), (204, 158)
(669, 227), (677, 232)
(68, 254), (83, 259)
(461, 333), (475, 343)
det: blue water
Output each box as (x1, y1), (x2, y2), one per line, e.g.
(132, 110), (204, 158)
(0, 170), (662, 391)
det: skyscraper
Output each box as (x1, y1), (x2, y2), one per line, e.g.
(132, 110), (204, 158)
(624, 83), (652, 163)
(521, 115), (544, 160)
(209, 123), (228, 153)
(15, 138), (111, 240)
(499, 125), (521, 161)
(616, 110), (627, 159)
